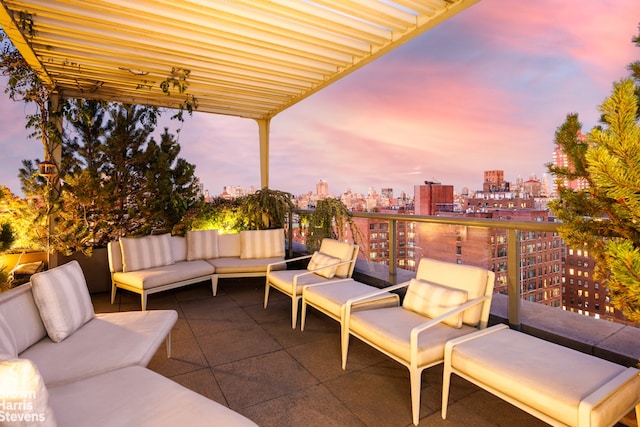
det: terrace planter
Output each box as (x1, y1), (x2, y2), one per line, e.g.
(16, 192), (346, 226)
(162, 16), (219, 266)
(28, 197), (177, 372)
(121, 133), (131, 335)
(58, 247), (110, 294)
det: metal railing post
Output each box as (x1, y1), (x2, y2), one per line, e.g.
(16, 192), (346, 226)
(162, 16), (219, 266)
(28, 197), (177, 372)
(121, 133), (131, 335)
(389, 219), (397, 285)
(507, 229), (521, 330)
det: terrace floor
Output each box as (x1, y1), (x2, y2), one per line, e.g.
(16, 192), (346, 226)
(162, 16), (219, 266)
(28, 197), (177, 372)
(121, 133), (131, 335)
(95, 278), (632, 427)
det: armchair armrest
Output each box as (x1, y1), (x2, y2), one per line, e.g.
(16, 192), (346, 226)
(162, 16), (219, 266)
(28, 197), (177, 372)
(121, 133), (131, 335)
(409, 295), (491, 365)
(267, 254), (313, 273)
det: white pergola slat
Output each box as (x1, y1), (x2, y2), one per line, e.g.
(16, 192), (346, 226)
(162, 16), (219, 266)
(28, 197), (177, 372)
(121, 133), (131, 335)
(0, 0), (479, 187)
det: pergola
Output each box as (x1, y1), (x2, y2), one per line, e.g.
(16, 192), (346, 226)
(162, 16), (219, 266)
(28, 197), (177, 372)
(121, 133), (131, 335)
(0, 0), (479, 187)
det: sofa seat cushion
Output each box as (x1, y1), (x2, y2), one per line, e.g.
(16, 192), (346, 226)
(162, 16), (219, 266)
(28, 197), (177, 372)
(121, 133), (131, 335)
(266, 269), (335, 295)
(349, 306), (476, 366)
(21, 310), (178, 387)
(209, 257), (285, 274)
(112, 260), (215, 290)
(450, 327), (633, 427)
(48, 366), (258, 427)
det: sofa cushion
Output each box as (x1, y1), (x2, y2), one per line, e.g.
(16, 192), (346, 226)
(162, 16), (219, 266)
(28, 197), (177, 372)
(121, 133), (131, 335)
(349, 307), (476, 366)
(112, 260), (215, 291)
(187, 229), (219, 260)
(171, 235), (188, 262)
(219, 233), (241, 257)
(30, 261), (95, 343)
(120, 233), (174, 272)
(306, 251), (341, 279)
(48, 366), (257, 427)
(21, 310), (178, 387)
(240, 229), (285, 259)
(0, 354), (57, 427)
(0, 313), (17, 357)
(318, 239), (355, 278)
(208, 257), (284, 274)
(0, 284), (47, 354)
(403, 278), (468, 328)
(415, 258), (488, 326)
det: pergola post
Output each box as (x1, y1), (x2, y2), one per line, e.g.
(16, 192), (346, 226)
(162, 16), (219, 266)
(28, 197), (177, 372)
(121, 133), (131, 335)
(256, 118), (271, 189)
(46, 92), (63, 268)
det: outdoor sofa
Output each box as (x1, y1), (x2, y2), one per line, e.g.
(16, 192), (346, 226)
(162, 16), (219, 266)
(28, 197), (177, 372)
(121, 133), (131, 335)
(0, 260), (257, 426)
(108, 228), (286, 310)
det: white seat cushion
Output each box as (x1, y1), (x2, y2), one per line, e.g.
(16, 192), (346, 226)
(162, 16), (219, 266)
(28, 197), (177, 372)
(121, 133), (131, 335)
(21, 310), (177, 387)
(48, 366), (258, 427)
(208, 257), (284, 274)
(30, 261), (95, 343)
(267, 270), (334, 295)
(303, 279), (399, 320)
(112, 260), (215, 290)
(349, 306), (476, 366)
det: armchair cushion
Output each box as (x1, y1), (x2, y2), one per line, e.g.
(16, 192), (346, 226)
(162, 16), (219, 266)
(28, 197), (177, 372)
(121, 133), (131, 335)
(307, 251), (341, 279)
(0, 354), (56, 427)
(415, 259), (488, 326)
(30, 261), (95, 343)
(120, 233), (174, 272)
(187, 230), (219, 260)
(403, 279), (468, 328)
(318, 239), (355, 278)
(240, 229), (284, 259)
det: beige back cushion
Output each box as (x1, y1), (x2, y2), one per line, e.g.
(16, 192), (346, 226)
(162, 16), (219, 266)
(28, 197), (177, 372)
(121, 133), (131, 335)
(30, 260), (95, 343)
(171, 235), (187, 262)
(0, 284), (47, 354)
(219, 233), (242, 257)
(187, 230), (219, 260)
(120, 233), (174, 272)
(318, 239), (354, 278)
(240, 229), (285, 259)
(403, 279), (468, 328)
(415, 258), (488, 326)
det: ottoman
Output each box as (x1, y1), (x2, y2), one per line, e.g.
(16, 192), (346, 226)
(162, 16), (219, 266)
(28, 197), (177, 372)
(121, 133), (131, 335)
(442, 324), (640, 427)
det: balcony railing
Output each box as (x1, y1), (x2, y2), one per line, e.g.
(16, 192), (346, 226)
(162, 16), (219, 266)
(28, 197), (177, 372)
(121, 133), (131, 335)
(289, 209), (561, 331)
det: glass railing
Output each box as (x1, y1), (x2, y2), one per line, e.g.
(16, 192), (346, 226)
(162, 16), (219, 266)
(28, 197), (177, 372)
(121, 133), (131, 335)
(287, 209), (561, 330)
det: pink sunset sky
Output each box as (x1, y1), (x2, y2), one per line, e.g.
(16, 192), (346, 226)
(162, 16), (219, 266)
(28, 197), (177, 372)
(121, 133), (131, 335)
(1, 0), (639, 199)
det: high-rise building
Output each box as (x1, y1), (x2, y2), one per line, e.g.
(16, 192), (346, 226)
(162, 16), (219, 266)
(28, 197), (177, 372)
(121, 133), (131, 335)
(414, 181), (454, 215)
(316, 179), (328, 198)
(483, 170), (506, 192)
(551, 132), (589, 194)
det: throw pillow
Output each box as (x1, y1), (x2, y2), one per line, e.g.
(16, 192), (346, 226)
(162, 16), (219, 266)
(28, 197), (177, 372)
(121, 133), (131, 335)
(317, 239), (354, 278)
(403, 278), (468, 328)
(30, 260), (95, 343)
(306, 251), (341, 279)
(120, 233), (174, 272)
(187, 229), (219, 260)
(0, 354), (57, 427)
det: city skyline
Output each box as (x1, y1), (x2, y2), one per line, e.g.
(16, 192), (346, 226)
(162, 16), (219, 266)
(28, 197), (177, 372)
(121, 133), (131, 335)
(1, 0), (639, 198)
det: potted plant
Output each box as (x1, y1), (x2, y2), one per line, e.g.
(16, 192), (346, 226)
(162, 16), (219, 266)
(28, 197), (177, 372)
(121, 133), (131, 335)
(305, 197), (362, 252)
(236, 188), (294, 230)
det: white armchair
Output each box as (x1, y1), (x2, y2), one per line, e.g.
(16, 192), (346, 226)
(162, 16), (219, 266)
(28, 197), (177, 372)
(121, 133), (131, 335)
(264, 239), (358, 329)
(341, 258), (496, 426)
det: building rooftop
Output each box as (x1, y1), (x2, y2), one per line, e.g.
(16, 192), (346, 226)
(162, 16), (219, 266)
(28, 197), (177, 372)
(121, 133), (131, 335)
(98, 277), (634, 427)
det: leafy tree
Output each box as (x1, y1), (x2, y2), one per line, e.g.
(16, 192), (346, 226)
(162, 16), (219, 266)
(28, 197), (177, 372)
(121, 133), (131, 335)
(548, 25), (640, 322)
(548, 80), (640, 322)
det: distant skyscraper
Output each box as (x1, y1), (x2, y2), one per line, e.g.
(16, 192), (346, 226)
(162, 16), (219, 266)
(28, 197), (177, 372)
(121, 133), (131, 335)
(316, 179), (328, 198)
(483, 170), (506, 192)
(552, 132), (589, 194)
(414, 181), (453, 215)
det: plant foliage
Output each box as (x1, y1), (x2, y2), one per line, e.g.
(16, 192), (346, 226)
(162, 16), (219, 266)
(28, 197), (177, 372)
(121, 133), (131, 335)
(304, 197), (362, 253)
(236, 188), (294, 230)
